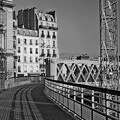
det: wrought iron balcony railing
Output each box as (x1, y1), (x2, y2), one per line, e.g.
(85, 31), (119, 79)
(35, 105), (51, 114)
(40, 53), (45, 57)
(39, 25), (58, 31)
(13, 35), (16, 39)
(52, 35), (56, 39)
(47, 53), (51, 57)
(53, 54), (56, 57)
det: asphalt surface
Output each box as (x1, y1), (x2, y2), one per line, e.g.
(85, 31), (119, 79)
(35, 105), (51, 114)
(0, 83), (75, 120)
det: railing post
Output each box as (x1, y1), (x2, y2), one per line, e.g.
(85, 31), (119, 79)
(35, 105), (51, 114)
(74, 86), (76, 116)
(58, 83), (61, 105)
(62, 84), (65, 108)
(67, 85), (70, 112)
(92, 90), (95, 109)
(74, 86), (76, 101)
(81, 88), (84, 104)
(106, 93), (110, 116)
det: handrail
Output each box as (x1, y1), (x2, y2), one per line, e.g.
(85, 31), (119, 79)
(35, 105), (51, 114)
(45, 78), (120, 96)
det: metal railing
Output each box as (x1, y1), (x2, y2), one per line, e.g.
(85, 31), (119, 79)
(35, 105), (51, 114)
(45, 78), (120, 120)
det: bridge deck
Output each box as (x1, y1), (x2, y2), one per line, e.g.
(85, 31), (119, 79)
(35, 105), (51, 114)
(0, 83), (76, 120)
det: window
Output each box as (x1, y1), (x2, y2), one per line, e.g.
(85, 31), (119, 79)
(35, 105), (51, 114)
(42, 49), (44, 54)
(41, 31), (45, 38)
(35, 57), (38, 62)
(18, 47), (20, 53)
(47, 49), (50, 54)
(13, 61), (16, 69)
(30, 39), (32, 45)
(30, 56), (33, 62)
(35, 40), (38, 45)
(24, 66), (27, 72)
(47, 31), (50, 38)
(53, 50), (56, 57)
(41, 49), (45, 57)
(41, 22), (43, 25)
(52, 24), (54, 27)
(13, 41), (16, 49)
(53, 32), (56, 39)
(18, 66), (21, 72)
(47, 49), (50, 57)
(30, 48), (32, 54)
(53, 41), (55, 47)
(35, 48), (38, 54)
(36, 66), (38, 72)
(13, 31), (15, 36)
(18, 56), (20, 62)
(24, 47), (27, 54)
(24, 39), (27, 44)
(30, 66), (33, 72)
(18, 38), (20, 44)
(53, 50), (55, 54)
(24, 56), (27, 62)
(45, 17), (48, 21)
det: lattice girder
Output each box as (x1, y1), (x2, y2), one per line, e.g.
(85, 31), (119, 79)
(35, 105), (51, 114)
(56, 61), (100, 86)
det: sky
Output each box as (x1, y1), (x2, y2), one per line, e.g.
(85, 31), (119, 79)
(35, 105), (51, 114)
(13, 0), (120, 57)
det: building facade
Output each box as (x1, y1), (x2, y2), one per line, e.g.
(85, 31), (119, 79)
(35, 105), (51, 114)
(0, 0), (14, 89)
(13, 7), (59, 77)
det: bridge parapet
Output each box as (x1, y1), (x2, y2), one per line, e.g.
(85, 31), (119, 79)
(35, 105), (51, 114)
(5, 76), (42, 88)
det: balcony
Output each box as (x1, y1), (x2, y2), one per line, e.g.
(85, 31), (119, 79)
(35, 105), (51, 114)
(47, 35), (51, 38)
(13, 55), (18, 60)
(52, 27), (58, 30)
(52, 35), (56, 39)
(53, 54), (57, 57)
(13, 24), (17, 29)
(47, 53), (51, 57)
(52, 46), (56, 48)
(39, 25), (58, 31)
(13, 45), (16, 49)
(39, 25), (48, 29)
(40, 43), (45, 48)
(41, 34), (45, 38)
(46, 45), (50, 48)
(13, 35), (16, 39)
(40, 53), (45, 57)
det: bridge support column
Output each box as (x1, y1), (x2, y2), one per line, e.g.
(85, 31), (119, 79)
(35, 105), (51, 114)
(46, 59), (57, 80)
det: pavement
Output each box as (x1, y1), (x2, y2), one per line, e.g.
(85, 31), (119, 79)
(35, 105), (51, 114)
(0, 83), (76, 120)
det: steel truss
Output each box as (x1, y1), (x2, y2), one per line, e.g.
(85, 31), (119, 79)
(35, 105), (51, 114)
(99, 0), (119, 89)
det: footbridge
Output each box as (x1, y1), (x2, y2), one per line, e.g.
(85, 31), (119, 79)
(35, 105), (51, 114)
(0, 59), (119, 120)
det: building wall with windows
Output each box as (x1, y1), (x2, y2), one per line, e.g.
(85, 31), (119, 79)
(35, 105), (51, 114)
(15, 28), (39, 77)
(13, 9), (59, 77)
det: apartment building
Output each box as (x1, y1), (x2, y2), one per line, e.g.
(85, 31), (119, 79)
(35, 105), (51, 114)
(13, 7), (59, 77)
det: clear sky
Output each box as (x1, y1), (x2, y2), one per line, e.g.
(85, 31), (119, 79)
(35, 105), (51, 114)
(13, 0), (120, 57)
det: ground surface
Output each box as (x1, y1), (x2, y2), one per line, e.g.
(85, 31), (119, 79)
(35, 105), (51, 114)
(0, 83), (75, 120)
